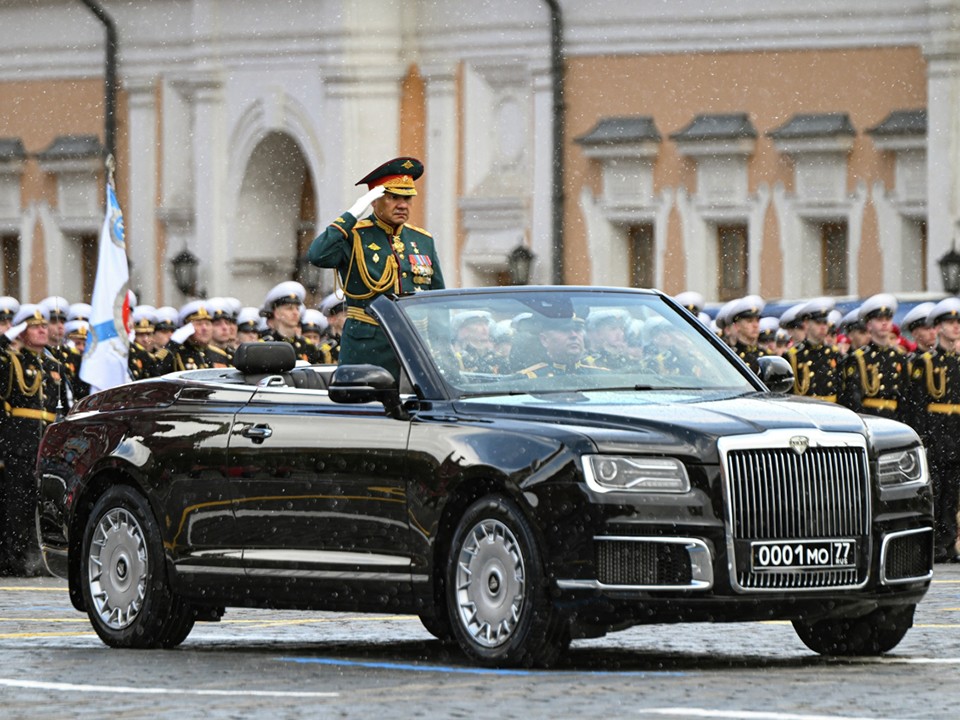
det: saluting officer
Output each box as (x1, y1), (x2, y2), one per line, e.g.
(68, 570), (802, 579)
(307, 157), (445, 380)
(839, 294), (905, 421)
(904, 298), (960, 563)
(260, 281), (328, 364)
(730, 296), (767, 375)
(0, 304), (69, 575)
(785, 297), (841, 402)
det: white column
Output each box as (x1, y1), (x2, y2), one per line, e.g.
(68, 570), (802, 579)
(125, 77), (159, 304)
(530, 59), (554, 286)
(926, 55), (960, 289)
(422, 63), (459, 286)
(183, 73), (227, 298)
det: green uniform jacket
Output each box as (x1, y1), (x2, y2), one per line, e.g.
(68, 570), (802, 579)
(307, 211), (445, 378)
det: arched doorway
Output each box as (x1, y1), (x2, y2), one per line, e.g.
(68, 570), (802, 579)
(232, 132), (318, 307)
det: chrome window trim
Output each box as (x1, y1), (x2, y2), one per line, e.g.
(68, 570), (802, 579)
(556, 536), (713, 591)
(879, 527), (934, 586)
(718, 430), (872, 593)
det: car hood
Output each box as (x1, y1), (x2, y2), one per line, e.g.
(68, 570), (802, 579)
(455, 390), (872, 462)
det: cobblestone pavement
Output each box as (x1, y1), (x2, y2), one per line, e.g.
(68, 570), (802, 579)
(0, 565), (957, 719)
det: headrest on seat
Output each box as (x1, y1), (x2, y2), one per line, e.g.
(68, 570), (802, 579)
(233, 342), (297, 375)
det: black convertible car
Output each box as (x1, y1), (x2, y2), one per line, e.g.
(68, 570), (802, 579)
(37, 286), (933, 667)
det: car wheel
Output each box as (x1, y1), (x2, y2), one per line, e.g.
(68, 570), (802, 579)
(792, 604), (915, 656)
(81, 486), (196, 649)
(418, 610), (453, 643)
(446, 494), (568, 667)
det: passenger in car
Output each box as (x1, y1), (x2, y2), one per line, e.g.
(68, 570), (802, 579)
(451, 310), (499, 373)
(517, 315), (602, 378)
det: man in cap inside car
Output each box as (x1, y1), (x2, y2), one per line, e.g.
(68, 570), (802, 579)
(307, 157), (445, 380)
(838, 294), (905, 421)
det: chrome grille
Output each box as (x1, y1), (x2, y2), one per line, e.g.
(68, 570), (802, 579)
(724, 442), (870, 591)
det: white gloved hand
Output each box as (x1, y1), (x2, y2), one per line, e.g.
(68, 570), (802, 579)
(128, 329), (136, 343)
(170, 322), (195, 344)
(347, 185), (386, 218)
(4, 322), (27, 341)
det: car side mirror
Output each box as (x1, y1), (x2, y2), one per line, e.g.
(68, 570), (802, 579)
(329, 364), (409, 419)
(756, 355), (794, 393)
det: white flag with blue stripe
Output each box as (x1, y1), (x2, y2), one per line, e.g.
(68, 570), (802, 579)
(80, 182), (131, 393)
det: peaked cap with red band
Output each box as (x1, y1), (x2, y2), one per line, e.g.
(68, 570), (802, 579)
(356, 157), (423, 197)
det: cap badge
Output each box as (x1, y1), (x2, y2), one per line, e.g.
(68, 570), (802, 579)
(401, 160), (414, 170)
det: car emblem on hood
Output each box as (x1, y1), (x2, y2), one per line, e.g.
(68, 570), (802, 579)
(789, 436), (809, 455)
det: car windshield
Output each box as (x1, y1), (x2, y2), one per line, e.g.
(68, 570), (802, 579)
(398, 288), (755, 398)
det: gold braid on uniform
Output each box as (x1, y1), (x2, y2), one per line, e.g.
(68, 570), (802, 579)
(10, 353), (42, 397)
(340, 228), (399, 300)
(854, 351), (881, 396)
(924, 354), (947, 401)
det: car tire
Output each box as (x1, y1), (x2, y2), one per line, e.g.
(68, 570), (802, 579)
(80, 486), (196, 649)
(445, 494), (568, 667)
(792, 604), (915, 656)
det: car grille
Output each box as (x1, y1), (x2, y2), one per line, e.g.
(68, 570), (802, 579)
(724, 445), (870, 591)
(596, 539), (692, 587)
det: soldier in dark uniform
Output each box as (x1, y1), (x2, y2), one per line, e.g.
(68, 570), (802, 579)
(839, 294), (905, 421)
(904, 297), (960, 563)
(128, 305), (160, 380)
(779, 303), (807, 347)
(307, 157), (445, 380)
(260, 281), (328, 364)
(209, 297), (239, 360)
(729, 296), (766, 375)
(155, 300), (232, 373)
(153, 306), (177, 349)
(236, 307), (262, 345)
(319, 291), (347, 363)
(839, 309), (870, 354)
(785, 297), (841, 402)
(61, 319), (91, 399)
(301, 309), (337, 364)
(0, 304), (69, 575)
(902, 302), (937, 359)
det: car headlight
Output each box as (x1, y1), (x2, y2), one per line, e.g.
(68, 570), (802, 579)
(878, 447), (928, 488)
(582, 455), (690, 493)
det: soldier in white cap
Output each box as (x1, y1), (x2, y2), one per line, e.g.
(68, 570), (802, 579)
(261, 281), (326, 364)
(0, 304), (69, 574)
(779, 303), (807, 347)
(153, 306), (178, 349)
(584, 308), (633, 369)
(673, 291), (705, 316)
(838, 293), (904, 420)
(129, 305), (159, 380)
(729, 296), (766, 375)
(319, 290), (347, 363)
(902, 302), (937, 358)
(0, 296), (19, 335)
(236, 307), (262, 345)
(154, 300), (231, 373)
(207, 297), (237, 364)
(903, 297), (960, 562)
(785, 297), (840, 402)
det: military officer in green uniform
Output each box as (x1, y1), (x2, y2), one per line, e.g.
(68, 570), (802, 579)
(307, 157), (445, 380)
(785, 297), (841, 402)
(839, 294), (905, 421)
(904, 298), (960, 562)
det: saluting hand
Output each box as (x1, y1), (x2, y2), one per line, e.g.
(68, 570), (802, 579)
(348, 185), (386, 218)
(170, 322), (195, 344)
(4, 321), (27, 341)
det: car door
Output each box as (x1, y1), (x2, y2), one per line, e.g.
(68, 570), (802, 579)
(228, 383), (414, 607)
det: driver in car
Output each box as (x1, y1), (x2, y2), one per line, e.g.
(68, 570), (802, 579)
(516, 315), (604, 378)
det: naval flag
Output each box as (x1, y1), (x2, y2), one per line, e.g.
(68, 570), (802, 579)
(80, 180), (131, 393)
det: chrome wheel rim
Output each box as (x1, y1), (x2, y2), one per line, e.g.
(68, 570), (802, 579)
(454, 518), (526, 648)
(87, 508), (148, 630)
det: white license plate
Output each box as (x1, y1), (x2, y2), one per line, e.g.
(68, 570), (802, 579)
(751, 539), (856, 571)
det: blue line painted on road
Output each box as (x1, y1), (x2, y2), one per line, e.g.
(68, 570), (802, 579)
(279, 656), (690, 677)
